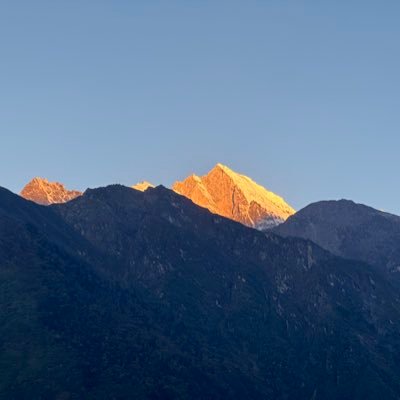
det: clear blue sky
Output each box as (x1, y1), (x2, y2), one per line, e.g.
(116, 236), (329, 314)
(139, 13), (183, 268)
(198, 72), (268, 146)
(1, 1), (399, 213)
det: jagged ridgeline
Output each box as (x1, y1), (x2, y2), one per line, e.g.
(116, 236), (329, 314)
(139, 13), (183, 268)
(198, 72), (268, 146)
(20, 164), (295, 229)
(20, 177), (82, 205)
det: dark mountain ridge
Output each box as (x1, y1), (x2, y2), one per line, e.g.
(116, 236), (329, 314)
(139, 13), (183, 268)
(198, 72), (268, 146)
(275, 199), (400, 279)
(1, 186), (400, 399)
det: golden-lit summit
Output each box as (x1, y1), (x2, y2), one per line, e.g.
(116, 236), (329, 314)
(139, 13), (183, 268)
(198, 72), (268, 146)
(173, 164), (295, 229)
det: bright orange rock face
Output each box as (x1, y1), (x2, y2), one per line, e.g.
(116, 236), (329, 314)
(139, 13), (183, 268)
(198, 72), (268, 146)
(20, 177), (82, 205)
(173, 164), (295, 229)
(20, 166), (294, 228)
(132, 181), (155, 192)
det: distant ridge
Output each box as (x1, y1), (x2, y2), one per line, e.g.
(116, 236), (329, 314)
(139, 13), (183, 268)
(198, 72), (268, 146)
(20, 165), (295, 230)
(173, 163), (295, 229)
(132, 181), (155, 192)
(20, 177), (82, 205)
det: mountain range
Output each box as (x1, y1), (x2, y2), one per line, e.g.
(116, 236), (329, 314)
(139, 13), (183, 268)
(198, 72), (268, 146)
(2, 165), (400, 399)
(20, 164), (295, 229)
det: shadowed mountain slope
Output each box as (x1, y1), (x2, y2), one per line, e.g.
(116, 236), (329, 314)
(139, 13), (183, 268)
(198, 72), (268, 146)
(275, 200), (400, 280)
(0, 187), (400, 399)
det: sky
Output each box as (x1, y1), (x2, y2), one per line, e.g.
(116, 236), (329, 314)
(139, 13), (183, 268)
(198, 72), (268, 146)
(1, 1), (400, 214)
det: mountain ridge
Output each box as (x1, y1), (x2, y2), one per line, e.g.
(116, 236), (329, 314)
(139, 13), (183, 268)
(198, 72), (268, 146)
(20, 177), (82, 205)
(274, 199), (400, 279)
(19, 164), (295, 230)
(2, 184), (400, 398)
(173, 163), (295, 229)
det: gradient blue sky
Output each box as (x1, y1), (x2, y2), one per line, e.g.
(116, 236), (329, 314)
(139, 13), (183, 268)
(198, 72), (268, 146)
(1, 1), (399, 213)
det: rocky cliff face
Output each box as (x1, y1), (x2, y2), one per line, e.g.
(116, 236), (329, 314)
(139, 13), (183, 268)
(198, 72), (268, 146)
(173, 164), (295, 229)
(20, 165), (294, 229)
(20, 177), (82, 205)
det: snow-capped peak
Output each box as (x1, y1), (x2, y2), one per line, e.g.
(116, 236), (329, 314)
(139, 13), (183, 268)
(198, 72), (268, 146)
(173, 164), (295, 230)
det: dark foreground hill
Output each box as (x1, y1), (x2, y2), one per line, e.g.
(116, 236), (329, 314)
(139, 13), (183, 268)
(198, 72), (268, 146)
(275, 200), (400, 280)
(1, 186), (400, 399)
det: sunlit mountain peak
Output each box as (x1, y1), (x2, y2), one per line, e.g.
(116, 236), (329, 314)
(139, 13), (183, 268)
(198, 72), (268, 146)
(132, 181), (155, 192)
(20, 177), (82, 206)
(173, 164), (295, 230)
